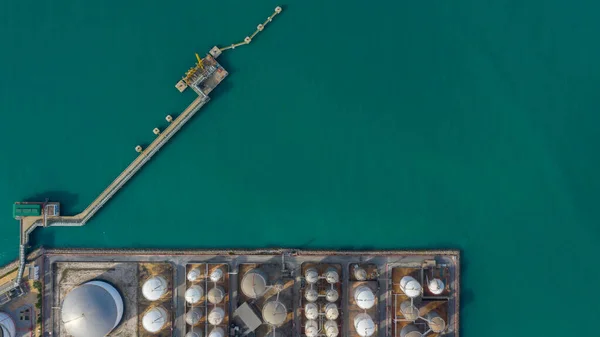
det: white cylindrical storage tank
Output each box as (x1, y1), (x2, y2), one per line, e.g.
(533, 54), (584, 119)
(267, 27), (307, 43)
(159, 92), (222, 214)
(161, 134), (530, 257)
(61, 280), (124, 337)
(186, 308), (202, 326)
(185, 285), (203, 304)
(325, 268), (339, 284)
(400, 300), (419, 321)
(305, 319), (319, 337)
(305, 268), (319, 284)
(326, 288), (339, 302)
(325, 320), (339, 337)
(210, 268), (224, 282)
(142, 306), (168, 333)
(142, 275), (168, 301)
(209, 327), (225, 337)
(208, 307), (225, 325)
(304, 303), (319, 320)
(325, 303), (339, 320)
(428, 278), (444, 295)
(0, 312), (16, 337)
(186, 332), (202, 337)
(425, 311), (446, 333)
(304, 288), (318, 302)
(400, 276), (422, 298)
(353, 313), (375, 337)
(208, 286), (225, 304)
(354, 285), (375, 309)
(400, 324), (422, 337)
(241, 269), (268, 298)
(353, 265), (367, 281)
(262, 301), (287, 327)
(188, 268), (201, 282)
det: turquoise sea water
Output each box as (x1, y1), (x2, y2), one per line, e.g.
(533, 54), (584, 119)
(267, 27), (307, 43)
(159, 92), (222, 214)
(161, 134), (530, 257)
(1, 1), (599, 335)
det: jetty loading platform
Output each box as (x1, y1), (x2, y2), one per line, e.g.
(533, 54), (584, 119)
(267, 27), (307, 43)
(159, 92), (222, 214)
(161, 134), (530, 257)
(3, 6), (283, 296)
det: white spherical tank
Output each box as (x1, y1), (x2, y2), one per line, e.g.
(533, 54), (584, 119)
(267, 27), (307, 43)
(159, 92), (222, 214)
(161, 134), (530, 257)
(142, 275), (168, 301)
(209, 327), (225, 337)
(208, 286), (225, 304)
(241, 269), (268, 299)
(425, 311), (446, 333)
(400, 300), (419, 321)
(325, 268), (339, 284)
(354, 285), (375, 309)
(325, 320), (339, 337)
(0, 312), (16, 337)
(428, 278), (444, 295)
(185, 285), (204, 304)
(210, 268), (224, 282)
(326, 288), (339, 302)
(305, 268), (319, 284)
(304, 288), (318, 302)
(304, 303), (319, 320)
(353, 313), (375, 337)
(208, 307), (225, 325)
(305, 319), (319, 337)
(187, 268), (201, 282)
(400, 324), (422, 337)
(325, 303), (339, 320)
(353, 266), (367, 281)
(186, 308), (202, 326)
(142, 306), (168, 333)
(262, 301), (287, 327)
(400, 276), (422, 298)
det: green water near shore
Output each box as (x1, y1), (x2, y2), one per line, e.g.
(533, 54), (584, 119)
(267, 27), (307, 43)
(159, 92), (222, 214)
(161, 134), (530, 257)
(1, 1), (599, 335)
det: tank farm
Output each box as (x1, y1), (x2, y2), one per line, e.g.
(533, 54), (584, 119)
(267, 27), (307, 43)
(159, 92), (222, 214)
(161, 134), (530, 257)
(1, 7), (460, 337)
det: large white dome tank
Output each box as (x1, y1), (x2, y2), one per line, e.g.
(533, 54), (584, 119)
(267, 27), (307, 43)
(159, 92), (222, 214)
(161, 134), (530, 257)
(353, 313), (375, 337)
(262, 301), (287, 327)
(428, 278), (444, 295)
(304, 288), (318, 302)
(185, 285), (204, 304)
(304, 303), (319, 320)
(326, 288), (339, 302)
(325, 303), (339, 320)
(400, 276), (422, 298)
(325, 320), (339, 337)
(187, 268), (201, 282)
(325, 268), (339, 284)
(142, 275), (168, 301)
(186, 308), (202, 326)
(142, 306), (168, 333)
(305, 319), (319, 337)
(0, 312), (16, 337)
(304, 268), (319, 284)
(208, 286), (225, 304)
(354, 285), (375, 309)
(208, 307), (225, 325)
(241, 269), (268, 298)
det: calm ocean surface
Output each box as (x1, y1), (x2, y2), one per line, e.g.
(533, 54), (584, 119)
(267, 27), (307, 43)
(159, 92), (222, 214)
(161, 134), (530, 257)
(1, 1), (599, 335)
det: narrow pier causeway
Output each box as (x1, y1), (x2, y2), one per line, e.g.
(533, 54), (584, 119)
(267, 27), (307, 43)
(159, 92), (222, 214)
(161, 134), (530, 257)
(4, 6), (283, 294)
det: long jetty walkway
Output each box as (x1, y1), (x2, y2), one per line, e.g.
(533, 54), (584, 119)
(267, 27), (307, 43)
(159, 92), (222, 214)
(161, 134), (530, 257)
(2, 6), (283, 297)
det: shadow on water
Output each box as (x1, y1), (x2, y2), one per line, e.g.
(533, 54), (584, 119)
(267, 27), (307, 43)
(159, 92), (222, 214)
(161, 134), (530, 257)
(23, 191), (79, 215)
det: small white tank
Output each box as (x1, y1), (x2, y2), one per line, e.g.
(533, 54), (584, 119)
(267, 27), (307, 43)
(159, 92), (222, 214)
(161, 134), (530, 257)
(304, 303), (319, 320)
(353, 266), (368, 281)
(208, 286), (225, 304)
(209, 327), (225, 337)
(325, 303), (339, 320)
(186, 308), (202, 325)
(400, 276), (422, 298)
(325, 268), (339, 284)
(325, 320), (339, 337)
(208, 307), (225, 325)
(400, 300), (419, 321)
(305, 268), (319, 284)
(354, 285), (375, 309)
(326, 288), (339, 302)
(210, 268), (224, 282)
(428, 278), (444, 295)
(186, 332), (202, 337)
(353, 313), (375, 337)
(304, 288), (318, 302)
(185, 285), (203, 304)
(187, 268), (201, 282)
(305, 319), (319, 337)
(425, 311), (446, 333)
(400, 324), (422, 337)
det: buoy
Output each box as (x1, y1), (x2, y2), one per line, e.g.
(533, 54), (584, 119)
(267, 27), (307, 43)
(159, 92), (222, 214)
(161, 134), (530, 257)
(275, 6), (282, 13)
(153, 128), (160, 135)
(166, 115), (173, 122)
(244, 37), (251, 44)
(257, 24), (264, 31)
(135, 145), (143, 153)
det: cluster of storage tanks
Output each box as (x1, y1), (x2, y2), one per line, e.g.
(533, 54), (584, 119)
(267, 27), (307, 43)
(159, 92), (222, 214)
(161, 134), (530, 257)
(241, 268), (288, 328)
(185, 266), (227, 337)
(303, 267), (341, 337)
(350, 265), (377, 337)
(141, 275), (170, 333)
(397, 275), (446, 337)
